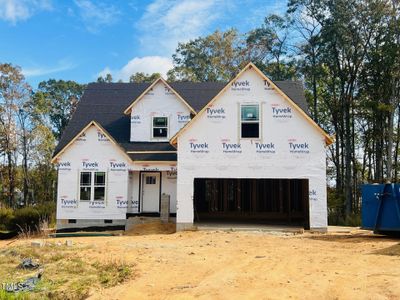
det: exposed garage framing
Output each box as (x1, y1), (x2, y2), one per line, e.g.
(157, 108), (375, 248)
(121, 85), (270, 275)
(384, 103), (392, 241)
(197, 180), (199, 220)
(194, 178), (310, 229)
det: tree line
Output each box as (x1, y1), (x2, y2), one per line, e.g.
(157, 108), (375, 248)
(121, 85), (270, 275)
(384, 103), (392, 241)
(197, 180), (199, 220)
(1, 0), (399, 225)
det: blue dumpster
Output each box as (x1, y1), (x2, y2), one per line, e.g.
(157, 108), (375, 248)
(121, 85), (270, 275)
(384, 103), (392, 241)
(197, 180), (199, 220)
(362, 183), (400, 233)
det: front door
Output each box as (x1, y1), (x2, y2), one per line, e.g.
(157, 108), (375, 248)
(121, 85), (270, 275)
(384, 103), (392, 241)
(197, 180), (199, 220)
(141, 172), (160, 212)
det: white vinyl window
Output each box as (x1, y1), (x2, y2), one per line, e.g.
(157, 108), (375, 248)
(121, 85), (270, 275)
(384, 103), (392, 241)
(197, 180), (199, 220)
(80, 172), (91, 201)
(94, 172), (106, 200)
(240, 104), (260, 138)
(79, 171), (106, 201)
(152, 116), (168, 138)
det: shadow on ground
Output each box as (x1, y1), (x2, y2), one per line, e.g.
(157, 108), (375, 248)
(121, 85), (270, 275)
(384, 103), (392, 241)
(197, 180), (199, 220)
(371, 243), (400, 256)
(306, 233), (400, 244)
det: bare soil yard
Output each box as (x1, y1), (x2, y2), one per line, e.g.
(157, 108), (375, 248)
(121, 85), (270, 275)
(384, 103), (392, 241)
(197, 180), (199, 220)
(0, 227), (399, 300)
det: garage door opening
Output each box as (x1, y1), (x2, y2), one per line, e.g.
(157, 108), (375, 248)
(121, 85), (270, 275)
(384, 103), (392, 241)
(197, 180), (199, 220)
(193, 178), (309, 229)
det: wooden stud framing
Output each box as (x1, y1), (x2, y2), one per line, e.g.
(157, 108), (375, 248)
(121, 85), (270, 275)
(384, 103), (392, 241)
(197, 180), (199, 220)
(193, 178), (310, 226)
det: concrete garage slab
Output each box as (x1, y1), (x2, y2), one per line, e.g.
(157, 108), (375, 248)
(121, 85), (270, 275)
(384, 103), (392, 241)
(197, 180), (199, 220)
(327, 226), (366, 233)
(195, 222), (304, 234)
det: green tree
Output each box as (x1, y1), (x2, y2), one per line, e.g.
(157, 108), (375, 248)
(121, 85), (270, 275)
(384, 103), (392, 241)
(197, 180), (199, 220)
(29, 123), (57, 203)
(36, 79), (85, 139)
(288, 0), (325, 123)
(246, 14), (296, 80)
(0, 63), (31, 207)
(288, 0), (399, 220)
(129, 72), (161, 83)
(97, 73), (113, 83)
(169, 29), (246, 82)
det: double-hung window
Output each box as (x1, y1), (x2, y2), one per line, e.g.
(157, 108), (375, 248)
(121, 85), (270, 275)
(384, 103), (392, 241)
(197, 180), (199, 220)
(94, 172), (106, 201)
(80, 172), (91, 201)
(79, 171), (106, 201)
(241, 104), (260, 138)
(152, 116), (168, 138)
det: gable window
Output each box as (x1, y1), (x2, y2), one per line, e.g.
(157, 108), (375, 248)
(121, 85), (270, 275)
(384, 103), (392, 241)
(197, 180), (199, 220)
(241, 104), (260, 138)
(79, 171), (106, 201)
(152, 117), (168, 138)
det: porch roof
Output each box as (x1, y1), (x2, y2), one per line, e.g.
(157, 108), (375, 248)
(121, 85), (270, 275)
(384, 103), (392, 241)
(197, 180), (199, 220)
(128, 152), (177, 162)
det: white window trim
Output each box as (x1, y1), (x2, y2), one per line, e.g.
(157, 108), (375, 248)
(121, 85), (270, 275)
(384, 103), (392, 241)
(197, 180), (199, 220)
(79, 171), (91, 201)
(79, 171), (107, 202)
(240, 103), (261, 140)
(151, 116), (169, 140)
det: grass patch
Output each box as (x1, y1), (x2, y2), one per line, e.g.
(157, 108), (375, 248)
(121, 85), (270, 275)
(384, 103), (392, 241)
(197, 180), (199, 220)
(0, 242), (136, 299)
(0, 290), (30, 300)
(94, 259), (133, 288)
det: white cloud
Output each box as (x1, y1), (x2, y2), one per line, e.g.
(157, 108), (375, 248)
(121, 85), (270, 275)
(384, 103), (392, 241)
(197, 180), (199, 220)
(22, 60), (76, 77)
(74, 0), (120, 33)
(99, 0), (231, 84)
(97, 56), (173, 82)
(137, 0), (227, 54)
(97, 66), (112, 79)
(0, 0), (52, 24)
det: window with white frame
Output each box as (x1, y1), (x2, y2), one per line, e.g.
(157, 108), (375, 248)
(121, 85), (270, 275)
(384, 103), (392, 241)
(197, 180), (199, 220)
(80, 172), (91, 201)
(152, 116), (168, 138)
(240, 104), (260, 138)
(94, 172), (106, 200)
(79, 171), (106, 201)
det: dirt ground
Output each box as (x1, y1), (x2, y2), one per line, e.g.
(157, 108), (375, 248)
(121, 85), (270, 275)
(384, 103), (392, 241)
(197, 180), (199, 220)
(1, 227), (400, 300)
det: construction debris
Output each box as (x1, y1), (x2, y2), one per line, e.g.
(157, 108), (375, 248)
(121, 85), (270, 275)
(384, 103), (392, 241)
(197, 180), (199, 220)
(18, 258), (39, 270)
(31, 240), (44, 248)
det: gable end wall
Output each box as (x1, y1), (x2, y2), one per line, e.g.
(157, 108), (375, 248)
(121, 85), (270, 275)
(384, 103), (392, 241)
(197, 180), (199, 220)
(176, 68), (328, 229)
(130, 81), (192, 142)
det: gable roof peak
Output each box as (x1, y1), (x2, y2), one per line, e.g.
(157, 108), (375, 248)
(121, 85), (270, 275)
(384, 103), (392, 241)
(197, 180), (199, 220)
(51, 120), (131, 163)
(170, 61), (334, 146)
(123, 76), (196, 115)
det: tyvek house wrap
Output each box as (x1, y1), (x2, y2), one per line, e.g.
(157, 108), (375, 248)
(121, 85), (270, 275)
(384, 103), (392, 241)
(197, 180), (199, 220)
(56, 125), (178, 220)
(176, 67), (328, 229)
(55, 78), (193, 221)
(56, 125), (130, 220)
(129, 80), (192, 142)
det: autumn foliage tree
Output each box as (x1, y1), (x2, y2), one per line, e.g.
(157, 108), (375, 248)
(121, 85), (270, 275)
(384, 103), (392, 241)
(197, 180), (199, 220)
(168, 0), (400, 224)
(1, 0), (399, 226)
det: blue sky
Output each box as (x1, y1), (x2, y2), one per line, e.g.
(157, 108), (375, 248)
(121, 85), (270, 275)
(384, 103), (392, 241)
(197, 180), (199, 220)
(0, 0), (287, 87)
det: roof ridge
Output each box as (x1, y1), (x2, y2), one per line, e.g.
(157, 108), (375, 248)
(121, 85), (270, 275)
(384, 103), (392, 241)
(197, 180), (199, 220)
(53, 76), (310, 158)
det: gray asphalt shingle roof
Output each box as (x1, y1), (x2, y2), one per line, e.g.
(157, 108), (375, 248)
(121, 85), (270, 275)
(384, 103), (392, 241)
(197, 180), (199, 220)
(53, 80), (308, 160)
(128, 152), (177, 162)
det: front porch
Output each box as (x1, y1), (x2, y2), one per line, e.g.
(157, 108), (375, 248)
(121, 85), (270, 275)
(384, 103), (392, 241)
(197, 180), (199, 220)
(126, 164), (177, 216)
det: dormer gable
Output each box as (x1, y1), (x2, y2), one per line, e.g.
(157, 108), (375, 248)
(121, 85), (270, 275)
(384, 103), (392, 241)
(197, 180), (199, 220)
(126, 77), (196, 142)
(123, 77), (196, 115)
